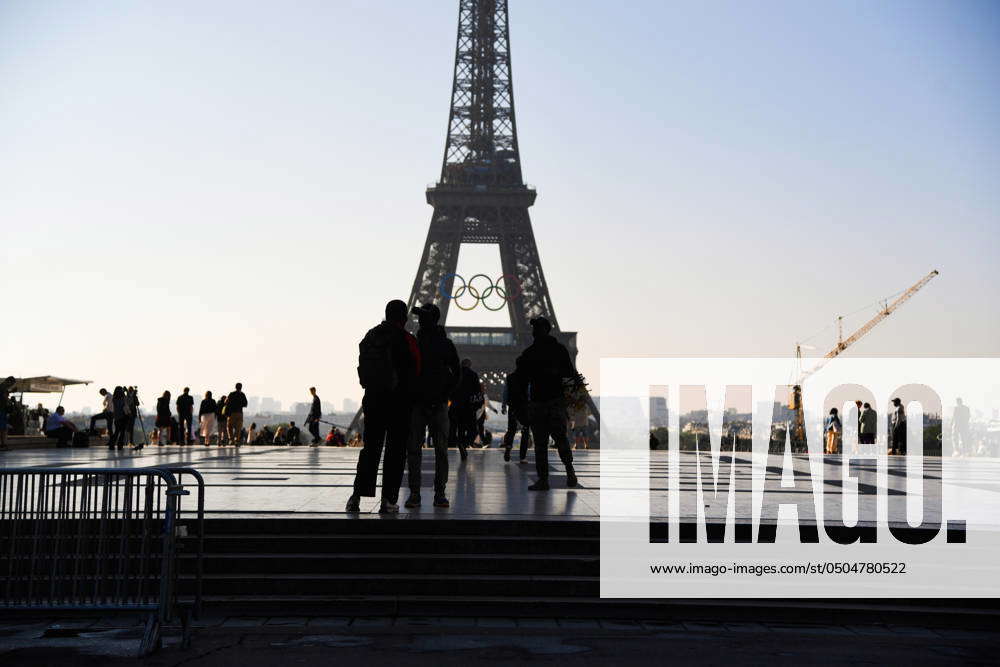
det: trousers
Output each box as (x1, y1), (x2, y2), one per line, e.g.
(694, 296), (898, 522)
(528, 398), (574, 481)
(407, 402), (449, 496)
(353, 391), (410, 503)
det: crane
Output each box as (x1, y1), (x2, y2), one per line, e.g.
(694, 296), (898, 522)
(788, 269), (940, 443)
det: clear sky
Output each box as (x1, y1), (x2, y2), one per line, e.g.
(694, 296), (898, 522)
(2, 0), (998, 413)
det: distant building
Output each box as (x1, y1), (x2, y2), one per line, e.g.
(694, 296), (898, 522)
(649, 397), (668, 428)
(342, 398), (358, 413)
(259, 397), (282, 414)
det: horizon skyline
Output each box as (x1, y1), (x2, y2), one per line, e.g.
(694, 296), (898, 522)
(3, 0), (998, 413)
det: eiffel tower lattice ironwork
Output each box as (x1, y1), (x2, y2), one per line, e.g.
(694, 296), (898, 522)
(410, 0), (580, 395)
(349, 0), (594, 434)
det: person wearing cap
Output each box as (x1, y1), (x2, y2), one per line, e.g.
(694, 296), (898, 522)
(405, 303), (461, 509)
(515, 316), (578, 490)
(890, 397), (906, 455)
(345, 299), (420, 514)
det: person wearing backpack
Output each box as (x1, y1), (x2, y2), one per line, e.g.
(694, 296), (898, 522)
(346, 299), (420, 514)
(405, 303), (460, 509)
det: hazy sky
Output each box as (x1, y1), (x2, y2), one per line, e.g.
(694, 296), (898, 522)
(2, 0), (998, 413)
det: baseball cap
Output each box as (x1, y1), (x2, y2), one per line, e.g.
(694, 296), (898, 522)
(412, 303), (441, 321)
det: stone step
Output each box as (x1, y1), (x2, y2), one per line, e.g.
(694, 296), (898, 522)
(194, 533), (598, 555)
(182, 552), (598, 576)
(179, 573), (598, 598)
(194, 518), (599, 538)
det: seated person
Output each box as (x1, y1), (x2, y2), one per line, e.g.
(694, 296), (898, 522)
(286, 421), (301, 445)
(44, 406), (77, 447)
(272, 425), (285, 444)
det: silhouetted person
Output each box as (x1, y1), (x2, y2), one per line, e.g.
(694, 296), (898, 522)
(890, 397), (906, 455)
(405, 303), (460, 509)
(953, 398), (972, 456)
(155, 390), (172, 445)
(176, 387), (194, 445)
(854, 400), (863, 439)
(227, 383), (248, 445)
(287, 421), (301, 445)
(859, 402), (877, 452)
(0, 376), (14, 450)
(327, 427), (346, 446)
(474, 382), (491, 447)
(107, 386), (129, 450)
(516, 317), (577, 490)
(307, 387), (322, 444)
(450, 359), (480, 461)
(649, 431), (660, 450)
(89, 388), (114, 438)
(501, 370), (532, 463)
(45, 406), (77, 447)
(346, 299), (419, 514)
(121, 387), (140, 448)
(216, 394), (228, 444)
(825, 407), (842, 454)
(199, 391), (217, 445)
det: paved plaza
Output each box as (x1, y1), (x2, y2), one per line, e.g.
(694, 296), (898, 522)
(3, 446), (997, 526)
(0, 445), (598, 519)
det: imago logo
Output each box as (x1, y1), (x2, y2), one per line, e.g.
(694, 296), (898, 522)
(598, 358), (1000, 598)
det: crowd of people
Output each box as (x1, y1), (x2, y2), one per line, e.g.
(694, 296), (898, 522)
(824, 399), (906, 455)
(344, 299), (583, 514)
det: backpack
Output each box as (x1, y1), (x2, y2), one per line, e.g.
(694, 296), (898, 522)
(506, 370), (534, 425)
(72, 431), (90, 448)
(358, 325), (399, 392)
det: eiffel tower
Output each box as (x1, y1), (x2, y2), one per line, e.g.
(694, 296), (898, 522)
(349, 0), (591, 434)
(409, 0), (579, 396)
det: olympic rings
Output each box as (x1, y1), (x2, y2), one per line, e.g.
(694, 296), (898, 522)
(438, 273), (521, 311)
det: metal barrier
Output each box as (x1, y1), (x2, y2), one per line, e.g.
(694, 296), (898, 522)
(0, 466), (205, 656)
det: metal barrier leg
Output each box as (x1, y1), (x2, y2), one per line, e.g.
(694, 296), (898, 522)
(180, 605), (193, 650)
(140, 612), (161, 657)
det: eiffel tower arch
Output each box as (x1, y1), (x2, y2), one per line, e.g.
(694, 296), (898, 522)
(350, 0), (594, 433)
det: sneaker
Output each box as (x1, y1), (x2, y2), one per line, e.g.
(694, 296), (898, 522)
(528, 480), (550, 491)
(519, 458), (528, 464)
(433, 496), (450, 508)
(503, 449), (511, 462)
(567, 472), (579, 488)
(404, 493), (421, 508)
(378, 500), (399, 514)
(345, 495), (361, 512)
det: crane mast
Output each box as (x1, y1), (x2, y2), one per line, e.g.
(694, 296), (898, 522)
(788, 269), (939, 446)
